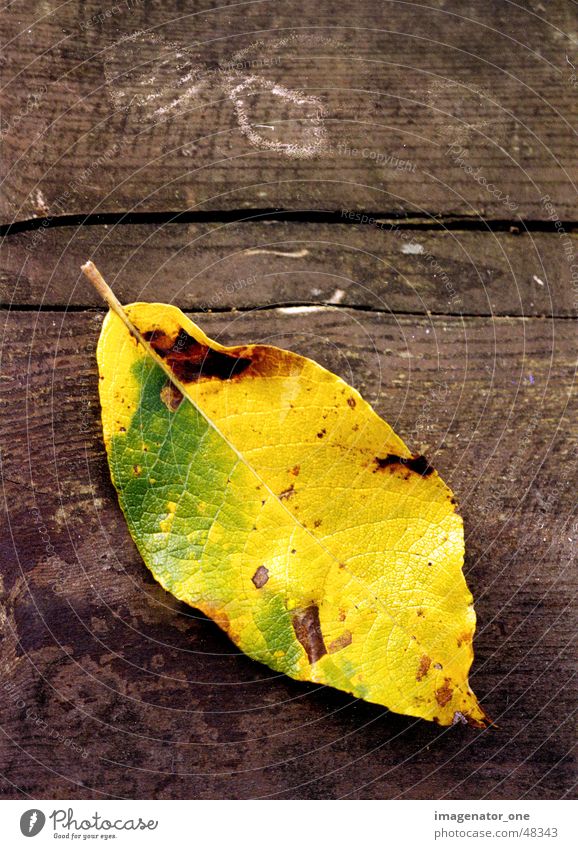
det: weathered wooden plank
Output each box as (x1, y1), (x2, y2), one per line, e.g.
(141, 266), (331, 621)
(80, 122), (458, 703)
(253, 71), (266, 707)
(1, 0), (576, 222)
(3, 222), (577, 316)
(1, 308), (575, 799)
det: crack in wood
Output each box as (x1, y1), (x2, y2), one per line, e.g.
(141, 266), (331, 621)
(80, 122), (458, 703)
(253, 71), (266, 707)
(2, 210), (578, 238)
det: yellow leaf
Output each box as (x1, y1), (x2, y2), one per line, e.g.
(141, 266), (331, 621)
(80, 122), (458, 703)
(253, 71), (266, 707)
(96, 298), (489, 727)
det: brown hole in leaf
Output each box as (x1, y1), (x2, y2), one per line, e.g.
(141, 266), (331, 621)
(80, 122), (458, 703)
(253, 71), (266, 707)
(143, 328), (252, 383)
(374, 453), (434, 476)
(279, 483), (295, 500)
(292, 605), (327, 664)
(435, 678), (454, 706)
(160, 382), (184, 411)
(416, 654), (431, 681)
(251, 565), (269, 589)
(328, 629), (352, 653)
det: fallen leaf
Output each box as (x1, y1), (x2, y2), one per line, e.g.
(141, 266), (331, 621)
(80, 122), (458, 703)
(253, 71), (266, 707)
(94, 293), (488, 727)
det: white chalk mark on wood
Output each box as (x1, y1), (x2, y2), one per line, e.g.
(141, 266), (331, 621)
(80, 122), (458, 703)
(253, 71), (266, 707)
(327, 288), (346, 304)
(225, 75), (328, 158)
(104, 31), (329, 159)
(244, 248), (310, 258)
(277, 306), (328, 314)
(401, 243), (425, 255)
(104, 32), (209, 116)
(34, 189), (49, 216)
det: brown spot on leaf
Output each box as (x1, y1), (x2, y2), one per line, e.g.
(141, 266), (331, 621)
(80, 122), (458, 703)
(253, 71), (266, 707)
(143, 328), (252, 383)
(416, 654), (431, 681)
(347, 397), (356, 408)
(328, 630), (352, 653)
(456, 630), (472, 648)
(160, 382), (184, 411)
(279, 483), (295, 500)
(133, 465), (141, 476)
(317, 428), (326, 438)
(203, 606), (231, 635)
(313, 519), (322, 528)
(292, 605), (327, 664)
(435, 678), (454, 707)
(374, 453), (434, 476)
(251, 565), (269, 589)
(290, 465), (300, 476)
(417, 608), (425, 617)
(463, 710), (493, 729)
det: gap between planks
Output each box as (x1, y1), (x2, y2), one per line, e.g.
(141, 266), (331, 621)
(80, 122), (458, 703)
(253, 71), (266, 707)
(1, 303), (576, 321)
(2, 210), (578, 238)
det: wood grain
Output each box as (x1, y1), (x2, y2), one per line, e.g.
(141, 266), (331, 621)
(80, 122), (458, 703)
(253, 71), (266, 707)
(1, 0), (576, 222)
(3, 222), (577, 316)
(1, 308), (575, 799)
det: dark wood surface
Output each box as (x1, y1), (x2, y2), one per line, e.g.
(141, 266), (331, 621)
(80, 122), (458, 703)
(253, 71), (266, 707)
(0, 0), (576, 800)
(1, 307), (576, 799)
(2, 223), (577, 316)
(1, 0), (577, 220)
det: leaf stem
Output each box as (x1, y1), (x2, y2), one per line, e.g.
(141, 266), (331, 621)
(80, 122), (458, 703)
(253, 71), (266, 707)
(81, 261), (140, 340)
(81, 260), (184, 393)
